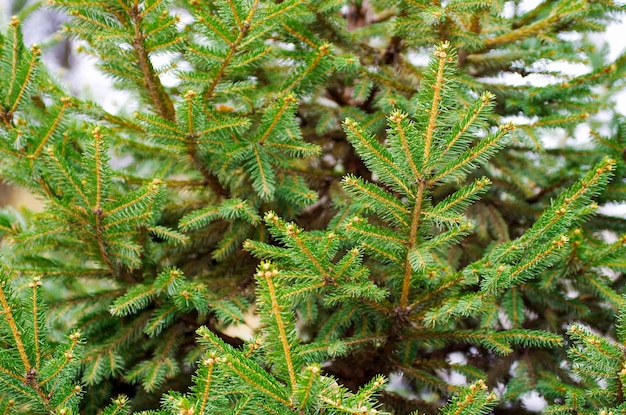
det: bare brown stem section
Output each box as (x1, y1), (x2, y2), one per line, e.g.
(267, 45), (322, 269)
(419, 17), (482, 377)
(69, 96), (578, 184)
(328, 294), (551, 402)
(130, 2), (175, 121)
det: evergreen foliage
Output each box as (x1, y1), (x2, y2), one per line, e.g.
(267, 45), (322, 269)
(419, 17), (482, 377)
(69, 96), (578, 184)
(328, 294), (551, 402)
(0, 0), (625, 414)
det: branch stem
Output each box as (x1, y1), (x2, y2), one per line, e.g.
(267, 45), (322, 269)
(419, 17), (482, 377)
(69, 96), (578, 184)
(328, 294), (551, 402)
(131, 2), (175, 121)
(400, 181), (425, 309)
(0, 282), (31, 374)
(264, 271), (297, 390)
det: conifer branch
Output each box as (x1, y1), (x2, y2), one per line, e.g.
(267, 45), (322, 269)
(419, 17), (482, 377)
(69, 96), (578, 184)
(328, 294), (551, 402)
(296, 364), (319, 411)
(483, 8), (563, 50)
(104, 190), (155, 219)
(227, 358), (290, 406)
(508, 235), (567, 279)
(343, 118), (413, 196)
(182, 90), (228, 196)
(202, 0), (260, 100)
(92, 128), (115, 273)
(282, 282), (326, 299)
(0, 282), (31, 375)
(390, 110), (422, 182)
(429, 123), (513, 185)
(282, 43), (331, 94)
(362, 67), (417, 93)
(409, 274), (467, 313)
(5, 16), (22, 114)
(103, 212), (151, 230)
(441, 92), (493, 159)
(92, 127), (104, 212)
(258, 95), (296, 145)
(257, 262), (297, 390)
(8, 47), (39, 119)
(251, 145), (273, 198)
(3, 17), (40, 124)
(228, 0), (243, 29)
(343, 175), (410, 227)
(400, 181), (425, 309)
(57, 385), (82, 409)
(30, 277), (41, 372)
(45, 147), (90, 207)
(581, 273), (624, 308)
(129, 1), (175, 121)
(265, 212), (327, 277)
(345, 221), (407, 247)
(488, 158), (615, 266)
(424, 42), (450, 166)
(281, 22), (317, 48)
(0, 365), (23, 383)
(109, 285), (155, 316)
(82, 311), (151, 365)
(197, 356), (216, 415)
(1, 3), (624, 413)
(38, 332), (81, 386)
(30, 97), (71, 160)
(250, 0), (304, 31)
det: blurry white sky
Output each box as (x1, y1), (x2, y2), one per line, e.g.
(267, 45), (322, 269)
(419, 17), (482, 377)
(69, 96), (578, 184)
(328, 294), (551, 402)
(603, 16), (626, 115)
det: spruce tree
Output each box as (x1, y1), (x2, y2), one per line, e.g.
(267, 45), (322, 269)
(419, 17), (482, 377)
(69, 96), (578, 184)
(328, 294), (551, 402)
(0, 1), (625, 414)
